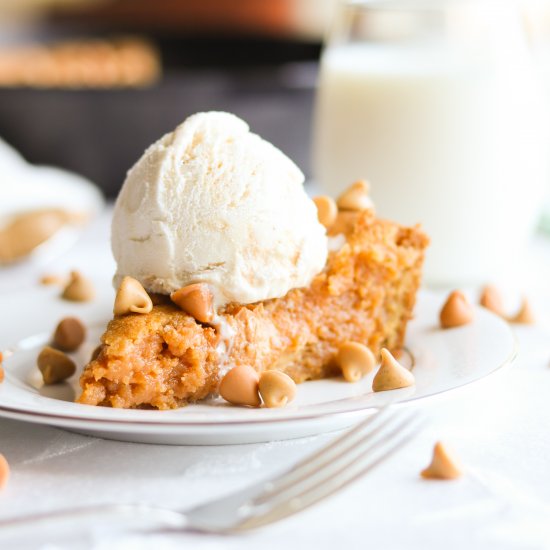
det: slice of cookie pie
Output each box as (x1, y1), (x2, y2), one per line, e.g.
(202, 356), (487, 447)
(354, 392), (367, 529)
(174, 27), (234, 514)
(77, 112), (428, 409)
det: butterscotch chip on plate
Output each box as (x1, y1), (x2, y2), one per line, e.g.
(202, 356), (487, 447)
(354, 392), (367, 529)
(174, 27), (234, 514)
(372, 348), (415, 392)
(421, 441), (463, 480)
(53, 317), (86, 352)
(336, 341), (376, 382)
(219, 365), (261, 407)
(37, 346), (76, 385)
(259, 371), (296, 408)
(440, 291), (474, 329)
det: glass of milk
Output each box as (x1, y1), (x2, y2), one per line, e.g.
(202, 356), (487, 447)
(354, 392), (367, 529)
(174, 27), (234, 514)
(523, 0), (550, 234)
(312, 0), (550, 287)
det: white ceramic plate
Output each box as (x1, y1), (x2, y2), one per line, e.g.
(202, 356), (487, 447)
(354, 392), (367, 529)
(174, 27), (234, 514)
(0, 290), (516, 445)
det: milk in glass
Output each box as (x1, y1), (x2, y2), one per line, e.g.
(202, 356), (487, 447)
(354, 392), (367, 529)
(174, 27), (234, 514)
(313, 5), (549, 286)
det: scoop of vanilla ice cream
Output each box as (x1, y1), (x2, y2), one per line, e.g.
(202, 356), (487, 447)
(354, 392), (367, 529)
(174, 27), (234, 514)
(112, 111), (328, 306)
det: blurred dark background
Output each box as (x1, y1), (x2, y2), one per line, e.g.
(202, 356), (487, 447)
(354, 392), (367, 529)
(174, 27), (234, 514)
(0, 0), (334, 196)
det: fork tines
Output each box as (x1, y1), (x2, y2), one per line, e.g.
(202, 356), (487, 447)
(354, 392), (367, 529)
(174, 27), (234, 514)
(236, 407), (423, 531)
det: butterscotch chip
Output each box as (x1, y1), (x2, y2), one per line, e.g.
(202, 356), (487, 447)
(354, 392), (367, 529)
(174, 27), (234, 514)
(421, 441), (463, 480)
(219, 365), (261, 407)
(479, 285), (505, 317)
(337, 180), (374, 211)
(171, 283), (215, 324)
(0, 454), (9, 490)
(313, 196), (338, 229)
(259, 371), (296, 408)
(39, 274), (67, 286)
(114, 276), (153, 316)
(510, 298), (535, 325)
(53, 317), (86, 352)
(440, 291), (474, 329)
(372, 348), (415, 392)
(337, 341), (376, 382)
(37, 346), (76, 385)
(61, 271), (95, 302)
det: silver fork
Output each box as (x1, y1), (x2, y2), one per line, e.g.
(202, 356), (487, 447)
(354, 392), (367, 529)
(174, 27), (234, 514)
(0, 407), (422, 539)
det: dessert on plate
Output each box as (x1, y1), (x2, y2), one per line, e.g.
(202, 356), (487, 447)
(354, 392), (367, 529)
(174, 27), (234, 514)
(78, 112), (428, 409)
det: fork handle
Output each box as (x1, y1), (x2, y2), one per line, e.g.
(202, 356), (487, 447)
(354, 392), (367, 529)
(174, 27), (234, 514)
(0, 503), (188, 542)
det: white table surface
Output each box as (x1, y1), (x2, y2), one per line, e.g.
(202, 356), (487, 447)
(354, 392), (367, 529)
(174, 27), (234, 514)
(2, 210), (550, 550)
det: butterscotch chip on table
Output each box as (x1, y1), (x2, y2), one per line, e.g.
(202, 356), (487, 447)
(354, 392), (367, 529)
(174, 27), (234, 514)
(61, 271), (95, 302)
(510, 298), (535, 325)
(440, 291), (474, 329)
(479, 285), (505, 317)
(40, 274), (67, 286)
(78, 211), (428, 410)
(421, 441), (463, 480)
